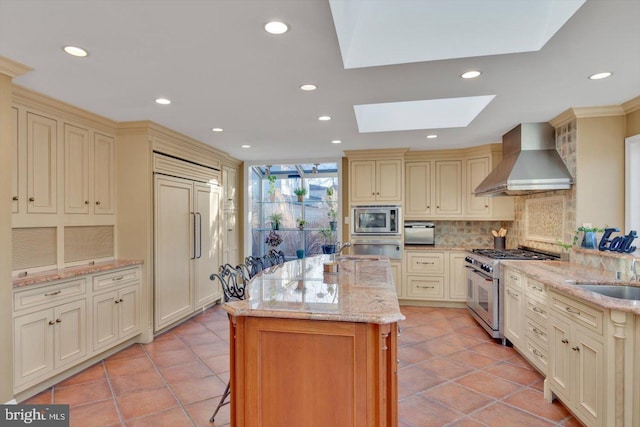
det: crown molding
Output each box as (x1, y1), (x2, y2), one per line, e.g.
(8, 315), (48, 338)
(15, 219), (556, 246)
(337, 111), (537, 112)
(550, 105), (626, 128)
(622, 96), (640, 114)
(0, 56), (32, 78)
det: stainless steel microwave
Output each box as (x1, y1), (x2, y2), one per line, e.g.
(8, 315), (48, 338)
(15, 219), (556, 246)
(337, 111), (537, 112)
(351, 205), (401, 235)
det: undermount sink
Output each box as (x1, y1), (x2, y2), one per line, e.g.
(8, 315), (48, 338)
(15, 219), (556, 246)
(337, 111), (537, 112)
(576, 284), (640, 301)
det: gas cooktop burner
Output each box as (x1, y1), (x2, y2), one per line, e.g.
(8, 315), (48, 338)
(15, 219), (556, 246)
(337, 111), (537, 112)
(472, 248), (559, 260)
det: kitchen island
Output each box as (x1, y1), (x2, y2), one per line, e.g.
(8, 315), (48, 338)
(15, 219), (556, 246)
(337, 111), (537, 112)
(222, 255), (404, 427)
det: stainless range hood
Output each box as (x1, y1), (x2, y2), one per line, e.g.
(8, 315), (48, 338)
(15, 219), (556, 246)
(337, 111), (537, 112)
(474, 123), (573, 197)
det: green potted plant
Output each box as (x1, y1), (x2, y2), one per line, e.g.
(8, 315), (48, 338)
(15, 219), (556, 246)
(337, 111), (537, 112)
(319, 227), (336, 254)
(574, 225), (605, 249)
(269, 212), (283, 230)
(327, 208), (337, 231)
(296, 218), (306, 230)
(294, 187), (307, 202)
(267, 175), (277, 202)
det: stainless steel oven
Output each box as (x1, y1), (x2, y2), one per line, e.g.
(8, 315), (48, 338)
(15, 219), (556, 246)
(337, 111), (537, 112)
(351, 205), (400, 236)
(351, 239), (402, 259)
(465, 263), (499, 338)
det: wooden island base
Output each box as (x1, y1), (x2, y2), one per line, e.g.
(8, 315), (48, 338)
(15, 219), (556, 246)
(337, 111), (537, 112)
(228, 315), (398, 427)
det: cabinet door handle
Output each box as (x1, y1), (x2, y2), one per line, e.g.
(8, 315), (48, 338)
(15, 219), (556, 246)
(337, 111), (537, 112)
(572, 346), (580, 352)
(417, 285), (435, 289)
(532, 327), (545, 336)
(561, 338), (569, 344)
(532, 306), (545, 314)
(48, 320), (55, 325)
(12, 196), (18, 201)
(112, 276), (124, 281)
(565, 306), (581, 315)
(190, 212), (196, 260)
(196, 212), (202, 259)
(56, 318), (61, 323)
(45, 290), (61, 296)
(28, 197), (34, 202)
(532, 348), (544, 358)
(506, 289), (519, 298)
(417, 261), (435, 265)
(115, 298), (124, 304)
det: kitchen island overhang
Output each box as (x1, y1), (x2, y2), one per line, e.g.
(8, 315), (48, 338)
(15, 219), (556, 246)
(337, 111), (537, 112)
(222, 255), (404, 427)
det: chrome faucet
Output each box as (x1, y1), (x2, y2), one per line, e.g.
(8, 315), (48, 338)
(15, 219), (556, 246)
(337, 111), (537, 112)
(336, 241), (352, 254)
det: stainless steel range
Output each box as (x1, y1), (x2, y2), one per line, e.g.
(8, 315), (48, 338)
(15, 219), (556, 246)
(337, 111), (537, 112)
(464, 247), (559, 342)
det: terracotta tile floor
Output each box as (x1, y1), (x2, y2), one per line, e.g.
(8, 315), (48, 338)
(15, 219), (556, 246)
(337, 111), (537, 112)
(22, 305), (583, 427)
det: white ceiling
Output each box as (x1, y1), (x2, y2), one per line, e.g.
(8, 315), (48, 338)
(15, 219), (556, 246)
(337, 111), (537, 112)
(0, 0), (638, 162)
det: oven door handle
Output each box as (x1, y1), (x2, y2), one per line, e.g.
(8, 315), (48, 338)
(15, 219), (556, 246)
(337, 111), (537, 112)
(468, 268), (494, 282)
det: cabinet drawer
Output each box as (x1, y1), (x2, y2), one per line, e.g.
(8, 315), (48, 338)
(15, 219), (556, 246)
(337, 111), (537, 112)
(406, 276), (445, 299)
(549, 291), (603, 335)
(406, 252), (444, 275)
(93, 267), (140, 292)
(525, 298), (548, 323)
(524, 315), (548, 348)
(503, 268), (522, 289)
(524, 336), (548, 374)
(14, 279), (86, 312)
(526, 279), (547, 302)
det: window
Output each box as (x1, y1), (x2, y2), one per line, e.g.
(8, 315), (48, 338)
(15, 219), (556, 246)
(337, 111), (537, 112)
(626, 134), (640, 232)
(248, 162), (340, 259)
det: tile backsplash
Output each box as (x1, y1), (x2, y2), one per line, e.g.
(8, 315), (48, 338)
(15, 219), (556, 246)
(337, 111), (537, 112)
(433, 221), (511, 248)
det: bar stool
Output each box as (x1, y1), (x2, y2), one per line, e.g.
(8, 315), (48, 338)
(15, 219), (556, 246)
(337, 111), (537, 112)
(209, 264), (248, 423)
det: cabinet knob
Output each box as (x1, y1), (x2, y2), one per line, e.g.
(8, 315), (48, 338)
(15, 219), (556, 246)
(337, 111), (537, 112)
(572, 346), (580, 352)
(119, 298), (124, 303)
(48, 320), (55, 325)
(85, 200), (89, 205)
(436, 205), (440, 209)
(485, 205), (489, 208)
(115, 299), (120, 304)
(12, 196), (18, 201)
(95, 201), (101, 206)
(28, 197), (34, 202)
(561, 338), (569, 344)
(56, 318), (61, 323)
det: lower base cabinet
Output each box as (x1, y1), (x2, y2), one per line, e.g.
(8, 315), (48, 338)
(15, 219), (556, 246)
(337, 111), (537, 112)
(13, 265), (141, 395)
(229, 316), (398, 427)
(402, 250), (467, 302)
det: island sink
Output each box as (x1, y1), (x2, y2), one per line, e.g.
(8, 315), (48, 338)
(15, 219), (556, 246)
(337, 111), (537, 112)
(576, 284), (640, 300)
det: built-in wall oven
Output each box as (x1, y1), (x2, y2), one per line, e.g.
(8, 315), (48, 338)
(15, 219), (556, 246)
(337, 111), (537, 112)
(464, 248), (559, 342)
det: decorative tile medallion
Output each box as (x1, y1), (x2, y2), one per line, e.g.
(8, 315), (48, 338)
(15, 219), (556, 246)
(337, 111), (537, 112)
(524, 196), (566, 243)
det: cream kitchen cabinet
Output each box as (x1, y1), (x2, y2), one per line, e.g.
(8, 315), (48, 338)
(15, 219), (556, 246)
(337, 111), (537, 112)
(26, 111), (57, 214)
(349, 159), (402, 203)
(465, 156), (491, 217)
(503, 267), (524, 348)
(64, 124), (115, 215)
(92, 268), (140, 351)
(223, 165), (238, 210)
(11, 106), (18, 213)
(154, 173), (222, 332)
(404, 159), (462, 218)
(548, 290), (605, 427)
(13, 280), (87, 391)
(390, 259), (402, 298)
(447, 251), (467, 301)
(223, 210), (239, 267)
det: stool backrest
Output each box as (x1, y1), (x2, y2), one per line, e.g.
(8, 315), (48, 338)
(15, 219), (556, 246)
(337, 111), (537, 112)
(210, 264), (247, 302)
(244, 256), (264, 278)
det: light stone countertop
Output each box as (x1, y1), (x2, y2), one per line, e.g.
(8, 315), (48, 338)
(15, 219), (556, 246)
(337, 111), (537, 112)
(501, 260), (640, 315)
(404, 245), (474, 251)
(223, 255), (405, 324)
(13, 259), (143, 288)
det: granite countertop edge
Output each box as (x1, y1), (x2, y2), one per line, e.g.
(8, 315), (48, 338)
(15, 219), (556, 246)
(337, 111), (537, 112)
(223, 304), (406, 325)
(13, 259), (144, 289)
(501, 260), (640, 315)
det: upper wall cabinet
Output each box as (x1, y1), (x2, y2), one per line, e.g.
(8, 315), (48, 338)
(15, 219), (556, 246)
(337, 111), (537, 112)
(404, 145), (514, 220)
(26, 112), (57, 214)
(11, 106), (19, 213)
(349, 159), (403, 204)
(65, 126), (115, 215)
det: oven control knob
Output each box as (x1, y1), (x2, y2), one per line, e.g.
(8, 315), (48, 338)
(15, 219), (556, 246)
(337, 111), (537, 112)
(464, 256), (473, 264)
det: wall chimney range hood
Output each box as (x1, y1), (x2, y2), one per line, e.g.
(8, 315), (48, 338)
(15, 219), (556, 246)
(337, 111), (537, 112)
(474, 123), (573, 197)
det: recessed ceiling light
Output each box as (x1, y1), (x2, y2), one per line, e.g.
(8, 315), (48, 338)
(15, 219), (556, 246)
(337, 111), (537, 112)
(461, 70), (481, 79)
(300, 84), (317, 91)
(264, 21), (289, 34)
(155, 98), (171, 105)
(331, 140), (342, 144)
(211, 128), (223, 132)
(63, 46), (88, 57)
(241, 145), (251, 149)
(589, 72), (612, 80)
(426, 134), (438, 139)
(318, 115), (331, 121)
